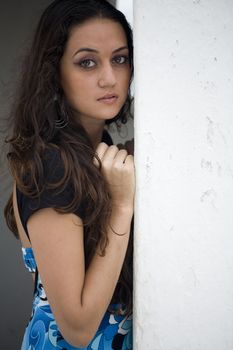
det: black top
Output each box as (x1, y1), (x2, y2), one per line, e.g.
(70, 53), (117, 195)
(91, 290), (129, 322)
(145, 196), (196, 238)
(16, 129), (113, 240)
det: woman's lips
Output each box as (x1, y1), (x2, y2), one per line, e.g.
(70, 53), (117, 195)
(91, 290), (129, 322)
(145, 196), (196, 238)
(97, 94), (118, 104)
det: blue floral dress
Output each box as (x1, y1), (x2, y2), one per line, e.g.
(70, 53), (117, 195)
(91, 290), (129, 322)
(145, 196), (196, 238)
(21, 247), (132, 350)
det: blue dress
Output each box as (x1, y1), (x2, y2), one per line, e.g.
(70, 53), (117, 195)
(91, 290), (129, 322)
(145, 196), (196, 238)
(21, 247), (132, 350)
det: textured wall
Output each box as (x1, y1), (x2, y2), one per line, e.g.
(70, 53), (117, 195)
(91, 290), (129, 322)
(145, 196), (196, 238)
(134, 0), (233, 349)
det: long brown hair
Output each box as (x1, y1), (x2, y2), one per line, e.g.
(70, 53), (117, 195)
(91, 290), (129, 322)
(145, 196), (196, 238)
(4, 0), (134, 316)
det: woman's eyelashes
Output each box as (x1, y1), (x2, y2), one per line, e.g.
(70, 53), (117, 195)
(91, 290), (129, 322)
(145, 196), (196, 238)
(79, 58), (96, 68)
(76, 55), (129, 69)
(113, 55), (129, 64)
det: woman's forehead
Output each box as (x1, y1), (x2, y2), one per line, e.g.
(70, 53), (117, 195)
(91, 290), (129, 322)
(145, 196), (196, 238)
(67, 18), (128, 54)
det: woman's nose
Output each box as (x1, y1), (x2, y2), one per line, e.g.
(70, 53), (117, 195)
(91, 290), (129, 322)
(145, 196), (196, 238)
(98, 63), (117, 88)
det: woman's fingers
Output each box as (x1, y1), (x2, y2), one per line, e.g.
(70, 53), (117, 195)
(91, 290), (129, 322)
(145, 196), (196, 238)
(103, 145), (120, 160)
(93, 142), (108, 168)
(95, 144), (128, 167)
(113, 149), (128, 165)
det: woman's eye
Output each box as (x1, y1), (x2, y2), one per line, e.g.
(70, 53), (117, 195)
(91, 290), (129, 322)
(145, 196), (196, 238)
(113, 55), (128, 64)
(79, 59), (96, 68)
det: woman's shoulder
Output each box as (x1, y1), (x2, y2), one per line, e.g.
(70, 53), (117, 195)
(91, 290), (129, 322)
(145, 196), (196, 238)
(16, 144), (85, 233)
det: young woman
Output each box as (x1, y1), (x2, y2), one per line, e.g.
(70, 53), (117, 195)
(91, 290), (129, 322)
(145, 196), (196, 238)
(4, 0), (134, 349)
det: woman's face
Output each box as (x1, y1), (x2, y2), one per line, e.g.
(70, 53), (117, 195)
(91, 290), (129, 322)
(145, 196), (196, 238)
(60, 18), (131, 126)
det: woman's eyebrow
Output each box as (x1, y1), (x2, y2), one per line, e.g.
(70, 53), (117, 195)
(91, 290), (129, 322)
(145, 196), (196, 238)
(112, 46), (128, 53)
(73, 46), (128, 57)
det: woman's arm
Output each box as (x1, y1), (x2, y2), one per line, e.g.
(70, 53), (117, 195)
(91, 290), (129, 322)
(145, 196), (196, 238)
(28, 142), (135, 347)
(27, 204), (133, 348)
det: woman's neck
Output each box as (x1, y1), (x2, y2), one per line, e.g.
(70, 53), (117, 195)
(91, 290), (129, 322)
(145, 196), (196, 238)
(82, 121), (106, 150)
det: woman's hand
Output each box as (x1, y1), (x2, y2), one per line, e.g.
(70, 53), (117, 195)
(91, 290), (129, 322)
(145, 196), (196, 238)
(94, 141), (135, 209)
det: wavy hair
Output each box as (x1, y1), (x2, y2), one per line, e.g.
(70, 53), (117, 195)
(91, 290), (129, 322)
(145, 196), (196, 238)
(4, 0), (134, 316)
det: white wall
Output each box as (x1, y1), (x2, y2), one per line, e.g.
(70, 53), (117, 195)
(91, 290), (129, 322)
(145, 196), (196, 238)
(134, 1), (233, 349)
